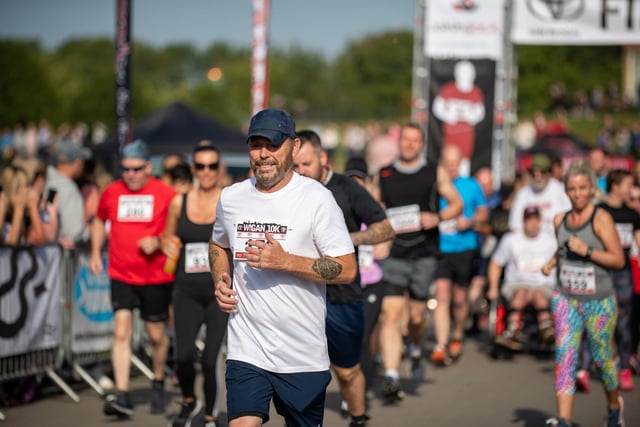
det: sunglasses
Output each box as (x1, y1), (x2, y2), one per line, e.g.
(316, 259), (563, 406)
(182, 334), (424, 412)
(120, 165), (145, 173)
(194, 162), (219, 171)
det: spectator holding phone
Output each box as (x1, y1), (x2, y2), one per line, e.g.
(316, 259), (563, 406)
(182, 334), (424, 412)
(44, 141), (91, 248)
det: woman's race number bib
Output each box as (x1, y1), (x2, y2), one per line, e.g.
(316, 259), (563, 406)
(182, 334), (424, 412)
(559, 264), (596, 295)
(386, 204), (421, 233)
(117, 195), (154, 222)
(184, 242), (210, 273)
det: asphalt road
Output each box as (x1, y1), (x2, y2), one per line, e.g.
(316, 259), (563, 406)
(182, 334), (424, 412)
(1, 332), (638, 427)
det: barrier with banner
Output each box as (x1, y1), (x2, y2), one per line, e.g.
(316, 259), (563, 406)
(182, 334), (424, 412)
(69, 252), (113, 354)
(0, 245), (61, 359)
(0, 245), (151, 420)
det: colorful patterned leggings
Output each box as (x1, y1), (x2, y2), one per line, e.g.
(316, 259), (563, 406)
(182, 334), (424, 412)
(551, 292), (618, 394)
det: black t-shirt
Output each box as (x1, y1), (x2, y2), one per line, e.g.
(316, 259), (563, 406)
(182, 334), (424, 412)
(378, 163), (440, 258)
(599, 202), (640, 270)
(325, 172), (387, 304)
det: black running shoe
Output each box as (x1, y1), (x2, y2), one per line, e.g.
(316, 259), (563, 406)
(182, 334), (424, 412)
(169, 399), (203, 427)
(150, 380), (166, 414)
(103, 392), (134, 418)
(410, 356), (424, 380)
(381, 377), (404, 402)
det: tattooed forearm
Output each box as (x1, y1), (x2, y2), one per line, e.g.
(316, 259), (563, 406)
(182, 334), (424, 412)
(312, 257), (343, 281)
(351, 220), (395, 247)
(208, 241), (219, 271)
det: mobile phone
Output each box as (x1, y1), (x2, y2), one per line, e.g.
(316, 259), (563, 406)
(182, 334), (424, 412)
(46, 189), (57, 204)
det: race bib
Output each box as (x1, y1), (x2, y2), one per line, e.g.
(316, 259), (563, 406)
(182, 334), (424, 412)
(358, 244), (375, 268)
(386, 204), (421, 233)
(559, 264), (596, 295)
(438, 218), (457, 234)
(233, 221), (288, 260)
(184, 242), (210, 273)
(117, 195), (154, 222)
(615, 223), (634, 248)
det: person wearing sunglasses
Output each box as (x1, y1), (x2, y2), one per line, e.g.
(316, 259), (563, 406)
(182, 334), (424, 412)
(89, 139), (177, 419)
(162, 142), (228, 427)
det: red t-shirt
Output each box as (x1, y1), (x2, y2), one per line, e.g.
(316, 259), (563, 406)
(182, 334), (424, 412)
(97, 178), (177, 285)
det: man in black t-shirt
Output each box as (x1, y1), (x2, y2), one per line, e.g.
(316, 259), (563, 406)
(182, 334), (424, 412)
(294, 130), (395, 427)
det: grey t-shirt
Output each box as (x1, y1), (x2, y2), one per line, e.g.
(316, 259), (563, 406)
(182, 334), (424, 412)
(44, 166), (85, 241)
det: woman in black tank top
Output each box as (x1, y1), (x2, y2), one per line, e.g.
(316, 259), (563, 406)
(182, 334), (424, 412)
(162, 143), (227, 427)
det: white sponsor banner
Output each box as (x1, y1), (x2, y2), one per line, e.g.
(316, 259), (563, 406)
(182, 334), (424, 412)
(425, 0), (504, 59)
(0, 246), (61, 357)
(71, 253), (114, 353)
(512, 0), (640, 45)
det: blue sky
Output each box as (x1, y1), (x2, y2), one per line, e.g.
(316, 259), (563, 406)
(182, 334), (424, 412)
(0, 0), (416, 58)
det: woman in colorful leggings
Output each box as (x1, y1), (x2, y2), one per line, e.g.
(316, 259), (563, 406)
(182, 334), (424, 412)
(542, 160), (625, 427)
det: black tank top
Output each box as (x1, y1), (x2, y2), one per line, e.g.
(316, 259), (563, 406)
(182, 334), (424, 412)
(174, 193), (215, 297)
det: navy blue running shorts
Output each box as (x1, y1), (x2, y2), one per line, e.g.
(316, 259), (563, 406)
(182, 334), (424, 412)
(225, 360), (331, 426)
(326, 300), (365, 368)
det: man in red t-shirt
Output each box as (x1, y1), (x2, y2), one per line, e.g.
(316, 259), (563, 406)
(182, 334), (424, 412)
(89, 139), (177, 418)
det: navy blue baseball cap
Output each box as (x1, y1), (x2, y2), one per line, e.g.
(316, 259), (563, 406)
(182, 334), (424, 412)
(246, 109), (297, 146)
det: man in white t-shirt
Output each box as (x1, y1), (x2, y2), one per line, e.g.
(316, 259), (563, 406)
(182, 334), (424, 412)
(488, 206), (557, 351)
(210, 109), (357, 427)
(509, 153), (571, 237)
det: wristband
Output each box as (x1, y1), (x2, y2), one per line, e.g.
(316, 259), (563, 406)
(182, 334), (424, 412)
(585, 246), (593, 259)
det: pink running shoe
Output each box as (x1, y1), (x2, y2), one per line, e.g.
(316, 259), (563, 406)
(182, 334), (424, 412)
(619, 368), (634, 392)
(576, 369), (590, 393)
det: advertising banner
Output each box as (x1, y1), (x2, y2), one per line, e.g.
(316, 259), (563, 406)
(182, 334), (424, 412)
(71, 253), (114, 353)
(425, 0), (504, 59)
(251, 0), (270, 115)
(0, 246), (61, 357)
(512, 0), (640, 45)
(427, 58), (496, 176)
(115, 0), (132, 153)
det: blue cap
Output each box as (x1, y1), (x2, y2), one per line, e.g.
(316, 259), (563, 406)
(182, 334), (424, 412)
(246, 109), (296, 146)
(122, 139), (150, 161)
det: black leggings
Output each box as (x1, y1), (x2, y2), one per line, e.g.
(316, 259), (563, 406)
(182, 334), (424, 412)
(360, 282), (384, 389)
(173, 288), (228, 416)
(631, 293), (640, 356)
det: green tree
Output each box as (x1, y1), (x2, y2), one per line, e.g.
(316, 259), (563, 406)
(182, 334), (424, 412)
(0, 40), (59, 126)
(332, 31), (413, 121)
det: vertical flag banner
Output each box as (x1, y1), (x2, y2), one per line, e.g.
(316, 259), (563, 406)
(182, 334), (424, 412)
(425, 0), (504, 60)
(427, 58), (496, 176)
(115, 0), (132, 153)
(251, 0), (270, 115)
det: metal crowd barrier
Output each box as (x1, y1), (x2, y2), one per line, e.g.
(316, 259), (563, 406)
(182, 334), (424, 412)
(0, 244), (152, 422)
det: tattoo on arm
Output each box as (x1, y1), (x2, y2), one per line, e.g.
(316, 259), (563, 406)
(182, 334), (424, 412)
(352, 221), (394, 246)
(208, 245), (219, 272)
(312, 257), (342, 281)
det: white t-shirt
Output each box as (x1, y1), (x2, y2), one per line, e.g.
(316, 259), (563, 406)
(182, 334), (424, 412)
(491, 231), (557, 290)
(211, 173), (354, 373)
(508, 178), (571, 236)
